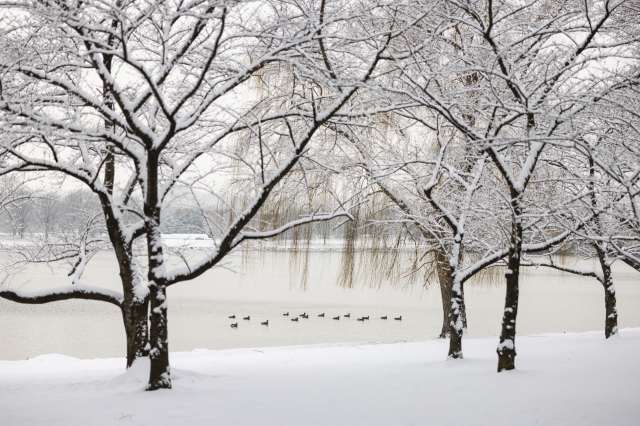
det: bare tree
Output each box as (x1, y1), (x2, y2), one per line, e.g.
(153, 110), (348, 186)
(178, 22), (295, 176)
(0, 175), (38, 237)
(37, 194), (62, 241)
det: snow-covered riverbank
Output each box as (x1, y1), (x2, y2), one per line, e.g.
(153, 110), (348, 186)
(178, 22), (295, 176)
(1, 329), (639, 426)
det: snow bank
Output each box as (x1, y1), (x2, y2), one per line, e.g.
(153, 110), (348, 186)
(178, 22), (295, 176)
(1, 329), (639, 426)
(161, 233), (215, 249)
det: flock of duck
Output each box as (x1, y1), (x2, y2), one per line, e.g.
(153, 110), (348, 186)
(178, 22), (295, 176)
(228, 313), (402, 328)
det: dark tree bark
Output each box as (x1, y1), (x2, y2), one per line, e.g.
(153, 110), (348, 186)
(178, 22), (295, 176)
(436, 252), (453, 338)
(145, 153), (171, 390)
(147, 278), (170, 390)
(497, 194), (523, 372)
(588, 157), (618, 339)
(120, 278), (149, 367)
(459, 279), (468, 331)
(595, 245), (618, 338)
(620, 257), (640, 273)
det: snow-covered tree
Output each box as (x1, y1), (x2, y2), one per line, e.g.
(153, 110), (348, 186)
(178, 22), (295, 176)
(577, 87), (640, 273)
(0, 0), (409, 390)
(374, 0), (635, 370)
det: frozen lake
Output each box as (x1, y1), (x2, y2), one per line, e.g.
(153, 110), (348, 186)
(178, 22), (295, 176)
(1, 251), (639, 360)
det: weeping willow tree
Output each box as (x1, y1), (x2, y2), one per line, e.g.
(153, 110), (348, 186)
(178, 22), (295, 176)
(336, 194), (438, 290)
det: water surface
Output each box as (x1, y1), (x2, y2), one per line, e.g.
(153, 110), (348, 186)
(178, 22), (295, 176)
(1, 251), (638, 360)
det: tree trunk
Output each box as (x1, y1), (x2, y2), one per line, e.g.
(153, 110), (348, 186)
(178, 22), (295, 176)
(108, 242), (149, 368)
(497, 196), (523, 372)
(146, 153), (171, 391)
(459, 279), (468, 331)
(436, 251), (452, 338)
(99, 200), (149, 368)
(447, 277), (466, 358)
(595, 245), (618, 338)
(147, 278), (170, 390)
(447, 240), (467, 359)
(146, 225), (171, 389)
(437, 249), (467, 339)
(122, 297), (149, 367)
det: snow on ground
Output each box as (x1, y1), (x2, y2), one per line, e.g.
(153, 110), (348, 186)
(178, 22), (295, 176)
(1, 329), (639, 426)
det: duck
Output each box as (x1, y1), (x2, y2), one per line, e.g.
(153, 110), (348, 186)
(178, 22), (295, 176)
(395, 316), (402, 320)
(381, 316), (387, 319)
(299, 313), (306, 317)
(357, 317), (365, 321)
(231, 323), (238, 328)
(333, 316), (340, 320)
(302, 313), (309, 319)
(283, 312), (289, 316)
(229, 315), (235, 319)
(318, 313), (325, 317)
(363, 316), (369, 320)
(344, 313), (351, 317)
(291, 317), (299, 322)
(243, 316), (250, 320)
(261, 320), (269, 326)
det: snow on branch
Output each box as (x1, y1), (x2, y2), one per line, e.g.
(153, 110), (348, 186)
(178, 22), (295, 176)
(234, 210), (353, 244)
(522, 255), (604, 284)
(0, 284), (123, 308)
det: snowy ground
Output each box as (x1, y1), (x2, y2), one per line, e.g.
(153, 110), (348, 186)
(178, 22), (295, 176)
(1, 329), (639, 426)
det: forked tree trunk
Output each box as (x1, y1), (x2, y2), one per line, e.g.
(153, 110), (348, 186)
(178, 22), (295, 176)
(100, 190), (150, 366)
(497, 196), (523, 372)
(100, 193), (150, 368)
(595, 245), (618, 338)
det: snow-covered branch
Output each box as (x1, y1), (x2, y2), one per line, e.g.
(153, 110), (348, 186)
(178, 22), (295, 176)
(0, 284), (123, 307)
